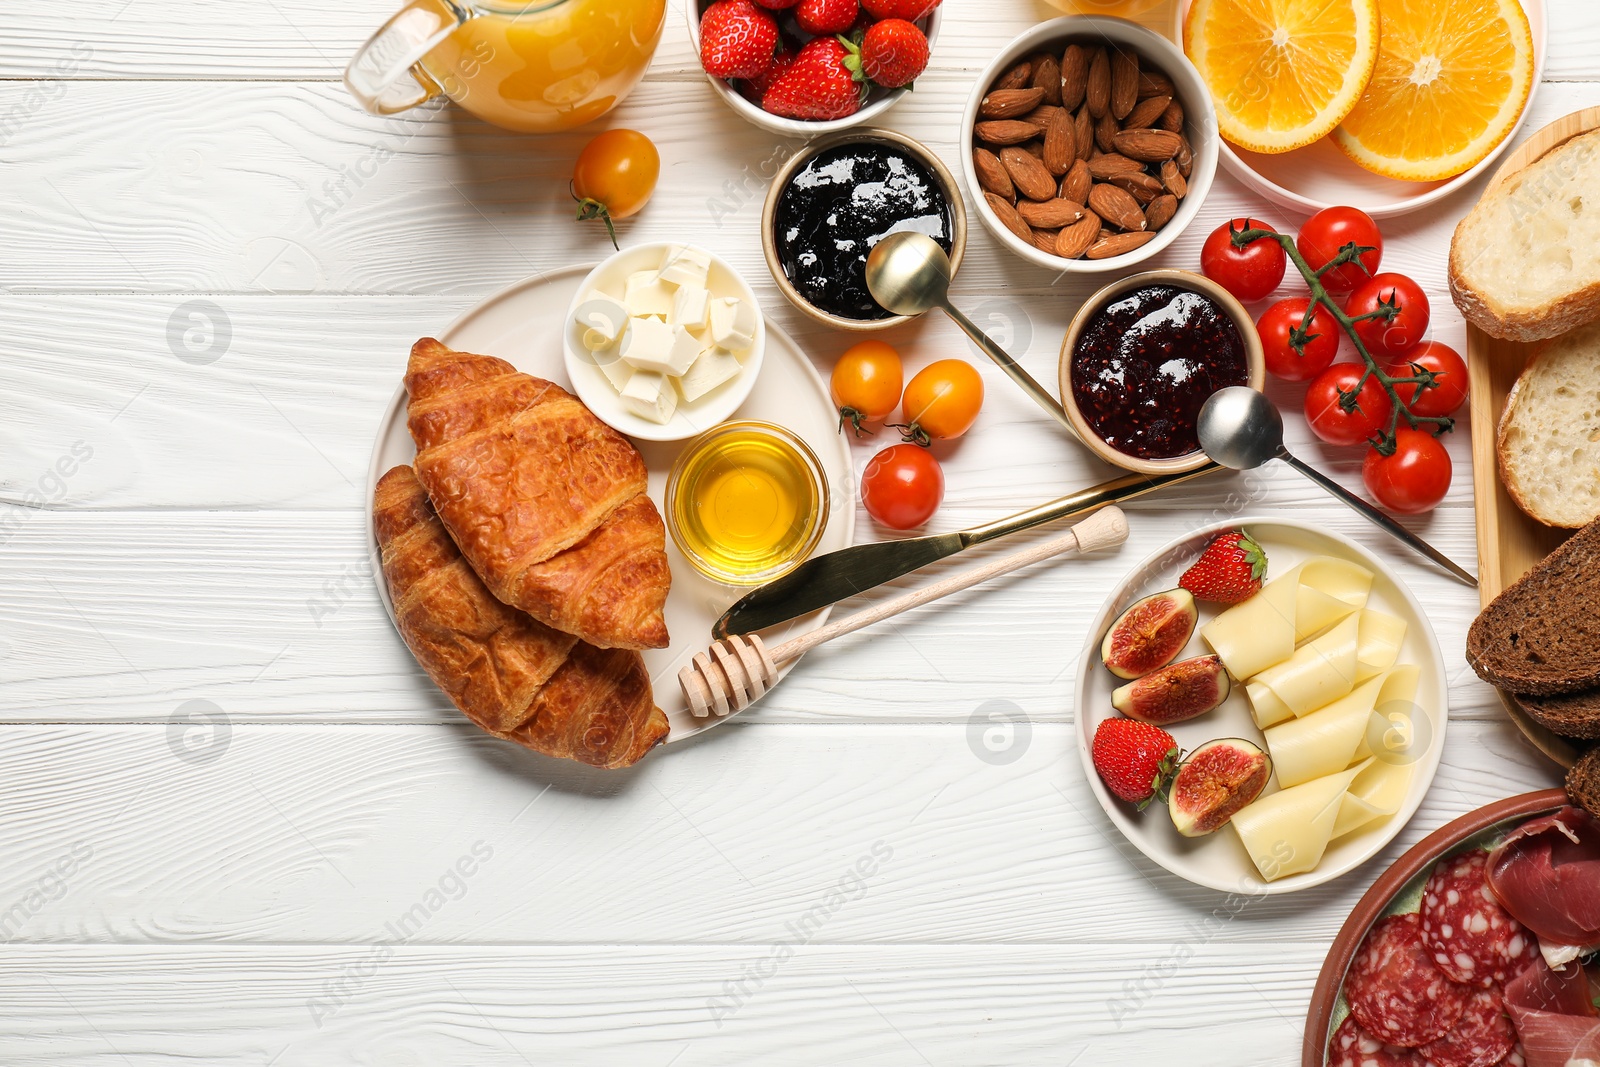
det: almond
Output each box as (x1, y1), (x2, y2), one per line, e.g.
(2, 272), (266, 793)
(1094, 111), (1119, 154)
(1159, 99), (1184, 134)
(1017, 198), (1085, 229)
(1020, 104), (1065, 131)
(1060, 43), (1090, 111)
(1086, 47), (1110, 118)
(1086, 153), (1144, 179)
(1146, 194), (1178, 231)
(1112, 128), (1182, 163)
(1073, 106), (1094, 162)
(1176, 134), (1194, 178)
(1060, 159), (1092, 205)
(1136, 70), (1175, 100)
(981, 87), (1045, 120)
(1107, 171), (1162, 205)
(1109, 49), (1139, 120)
(1032, 229), (1062, 254)
(1159, 159), (1187, 199)
(975, 120), (1042, 146)
(1030, 53), (1062, 107)
(1000, 147), (1056, 201)
(1056, 214), (1101, 259)
(973, 148), (1015, 201)
(1042, 109), (1075, 177)
(1123, 94), (1171, 130)
(1021, 140), (1044, 160)
(984, 192), (1033, 243)
(994, 61), (1033, 93)
(1088, 184), (1146, 232)
(1087, 231), (1157, 260)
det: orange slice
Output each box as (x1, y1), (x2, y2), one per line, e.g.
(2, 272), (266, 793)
(1333, 0), (1534, 182)
(1184, 0), (1380, 155)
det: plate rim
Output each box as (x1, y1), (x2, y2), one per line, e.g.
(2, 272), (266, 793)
(1073, 515), (1451, 895)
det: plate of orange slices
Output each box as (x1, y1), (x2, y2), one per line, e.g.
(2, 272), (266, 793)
(1175, 0), (1544, 217)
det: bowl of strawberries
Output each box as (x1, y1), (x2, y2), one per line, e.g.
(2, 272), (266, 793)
(689, 0), (942, 136)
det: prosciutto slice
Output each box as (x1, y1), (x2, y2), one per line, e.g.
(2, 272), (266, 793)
(1486, 807), (1600, 956)
(1502, 954), (1600, 1067)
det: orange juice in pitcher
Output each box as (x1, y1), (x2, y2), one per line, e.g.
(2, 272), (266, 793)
(345, 0), (667, 134)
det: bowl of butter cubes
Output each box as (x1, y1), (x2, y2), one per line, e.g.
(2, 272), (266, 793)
(564, 242), (765, 442)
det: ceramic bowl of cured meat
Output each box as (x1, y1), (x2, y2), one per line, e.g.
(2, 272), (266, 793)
(1305, 788), (1600, 1067)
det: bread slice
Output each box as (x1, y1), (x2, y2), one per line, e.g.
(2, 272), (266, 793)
(1450, 127), (1600, 342)
(1514, 690), (1600, 739)
(1467, 516), (1600, 695)
(1568, 746), (1600, 819)
(1497, 321), (1600, 528)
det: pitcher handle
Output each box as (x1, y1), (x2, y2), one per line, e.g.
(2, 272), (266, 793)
(344, 0), (468, 116)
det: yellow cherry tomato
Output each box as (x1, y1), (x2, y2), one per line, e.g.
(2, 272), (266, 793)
(572, 129), (660, 248)
(900, 359), (984, 444)
(830, 341), (904, 435)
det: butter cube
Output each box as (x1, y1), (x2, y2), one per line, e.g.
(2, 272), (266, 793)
(624, 322), (700, 377)
(619, 316), (675, 371)
(678, 345), (744, 403)
(624, 271), (674, 318)
(710, 297), (759, 353)
(659, 245), (712, 289)
(591, 345), (633, 391)
(619, 370), (679, 424)
(575, 290), (628, 350)
(670, 285), (710, 331)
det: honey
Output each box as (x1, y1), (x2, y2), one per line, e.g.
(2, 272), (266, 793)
(666, 422), (828, 585)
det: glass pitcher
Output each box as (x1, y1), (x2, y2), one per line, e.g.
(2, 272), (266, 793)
(344, 0), (667, 134)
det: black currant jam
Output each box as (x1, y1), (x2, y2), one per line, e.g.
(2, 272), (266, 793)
(1071, 284), (1249, 461)
(773, 143), (953, 321)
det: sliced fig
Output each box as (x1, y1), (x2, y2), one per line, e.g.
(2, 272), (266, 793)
(1100, 588), (1197, 680)
(1111, 654), (1230, 725)
(1168, 738), (1271, 838)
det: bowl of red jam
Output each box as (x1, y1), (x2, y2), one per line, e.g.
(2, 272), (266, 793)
(1059, 270), (1264, 475)
(762, 129), (966, 333)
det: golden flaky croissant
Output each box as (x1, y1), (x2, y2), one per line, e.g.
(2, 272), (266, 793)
(374, 465), (669, 769)
(405, 338), (670, 651)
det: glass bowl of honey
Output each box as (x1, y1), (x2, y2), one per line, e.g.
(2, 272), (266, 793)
(665, 421), (830, 586)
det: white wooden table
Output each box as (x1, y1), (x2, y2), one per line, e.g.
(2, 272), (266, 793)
(0, 2), (1587, 1063)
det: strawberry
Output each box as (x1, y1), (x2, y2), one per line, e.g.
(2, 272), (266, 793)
(844, 18), (928, 89)
(700, 0), (779, 81)
(762, 37), (864, 121)
(751, 0), (800, 7)
(1092, 718), (1180, 807)
(1179, 530), (1268, 605)
(739, 49), (795, 105)
(861, 0), (940, 18)
(795, 0), (858, 35)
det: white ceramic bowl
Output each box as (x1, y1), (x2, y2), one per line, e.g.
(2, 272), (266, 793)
(961, 16), (1219, 274)
(563, 242), (765, 443)
(685, 1), (941, 138)
(1171, 0), (1547, 218)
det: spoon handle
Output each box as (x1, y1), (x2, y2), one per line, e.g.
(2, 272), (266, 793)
(939, 300), (1081, 439)
(1279, 452), (1477, 587)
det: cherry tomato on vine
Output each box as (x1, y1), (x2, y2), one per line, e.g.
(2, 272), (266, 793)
(861, 443), (944, 530)
(830, 340), (904, 434)
(1305, 363), (1394, 447)
(1382, 341), (1469, 419)
(1200, 218), (1287, 302)
(1296, 207), (1383, 295)
(898, 359), (984, 444)
(1257, 297), (1341, 381)
(572, 130), (660, 248)
(1362, 429), (1452, 514)
(1345, 273), (1430, 360)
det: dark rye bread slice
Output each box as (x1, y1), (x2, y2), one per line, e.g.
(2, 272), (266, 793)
(1467, 517), (1600, 696)
(1514, 690), (1600, 739)
(1569, 746), (1600, 819)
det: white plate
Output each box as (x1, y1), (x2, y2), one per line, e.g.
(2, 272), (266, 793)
(365, 265), (856, 744)
(1074, 518), (1448, 895)
(1171, 0), (1546, 218)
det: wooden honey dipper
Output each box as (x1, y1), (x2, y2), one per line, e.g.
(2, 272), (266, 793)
(680, 506), (1129, 717)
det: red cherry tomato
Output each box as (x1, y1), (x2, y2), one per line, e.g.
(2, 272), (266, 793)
(1296, 207), (1384, 294)
(861, 443), (944, 530)
(1257, 297), (1341, 381)
(1200, 218), (1287, 302)
(1382, 341), (1469, 419)
(1363, 429), (1452, 514)
(1345, 273), (1431, 360)
(1305, 363), (1394, 447)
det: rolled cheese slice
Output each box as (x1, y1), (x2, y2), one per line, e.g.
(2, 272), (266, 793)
(1264, 666), (1420, 787)
(1245, 609), (1407, 728)
(1201, 557), (1373, 681)
(1232, 755), (1412, 882)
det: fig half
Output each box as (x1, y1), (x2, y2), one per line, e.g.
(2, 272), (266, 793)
(1111, 654), (1230, 725)
(1100, 589), (1197, 680)
(1168, 738), (1271, 838)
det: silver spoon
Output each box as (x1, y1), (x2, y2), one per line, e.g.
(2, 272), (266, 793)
(866, 231), (1080, 438)
(1197, 386), (1476, 587)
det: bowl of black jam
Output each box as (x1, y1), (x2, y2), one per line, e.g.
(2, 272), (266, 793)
(763, 129), (966, 332)
(1059, 270), (1264, 475)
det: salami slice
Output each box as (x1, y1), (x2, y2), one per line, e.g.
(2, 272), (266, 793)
(1416, 989), (1516, 1067)
(1329, 1015), (1423, 1067)
(1347, 913), (1474, 1047)
(1419, 851), (1536, 988)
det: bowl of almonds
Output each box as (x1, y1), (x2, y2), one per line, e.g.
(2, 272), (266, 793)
(960, 16), (1218, 272)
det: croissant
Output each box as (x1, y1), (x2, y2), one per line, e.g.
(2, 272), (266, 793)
(374, 464), (669, 769)
(405, 337), (670, 650)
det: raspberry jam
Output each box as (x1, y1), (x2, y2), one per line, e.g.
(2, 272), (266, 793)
(773, 143), (953, 321)
(1070, 283), (1249, 461)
